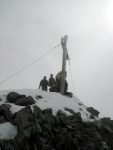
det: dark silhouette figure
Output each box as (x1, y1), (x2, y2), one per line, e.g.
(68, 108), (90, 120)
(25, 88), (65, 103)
(55, 71), (62, 92)
(48, 74), (57, 92)
(64, 79), (73, 97)
(49, 80), (57, 92)
(39, 76), (48, 91)
(48, 74), (55, 87)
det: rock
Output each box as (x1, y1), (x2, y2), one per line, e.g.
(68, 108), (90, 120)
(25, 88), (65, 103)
(15, 96), (36, 106)
(1, 127), (32, 150)
(101, 117), (113, 130)
(56, 110), (67, 126)
(35, 95), (43, 99)
(57, 109), (66, 117)
(15, 127), (32, 149)
(4, 110), (15, 125)
(33, 105), (42, 118)
(64, 133), (72, 149)
(103, 124), (113, 134)
(0, 140), (17, 150)
(0, 106), (113, 150)
(90, 115), (95, 119)
(32, 118), (42, 135)
(3, 142), (16, 150)
(99, 142), (110, 150)
(0, 105), (7, 112)
(35, 136), (49, 150)
(78, 102), (83, 106)
(18, 94), (26, 99)
(7, 92), (27, 105)
(15, 105), (34, 132)
(0, 115), (7, 123)
(83, 140), (96, 150)
(2, 104), (11, 110)
(64, 107), (76, 115)
(42, 108), (52, 116)
(7, 92), (19, 103)
(87, 107), (100, 117)
(0, 105), (15, 125)
(79, 108), (82, 111)
(67, 113), (82, 125)
(52, 116), (60, 127)
(42, 124), (51, 133)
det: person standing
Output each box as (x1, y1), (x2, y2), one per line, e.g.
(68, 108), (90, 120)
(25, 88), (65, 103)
(48, 74), (55, 87)
(55, 71), (62, 92)
(64, 79), (73, 97)
(48, 74), (58, 92)
(39, 76), (48, 91)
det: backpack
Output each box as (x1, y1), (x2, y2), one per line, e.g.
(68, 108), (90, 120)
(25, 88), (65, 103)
(56, 73), (61, 80)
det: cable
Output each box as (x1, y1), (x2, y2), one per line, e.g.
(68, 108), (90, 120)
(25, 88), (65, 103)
(68, 59), (76, 96)
(0, 44), (61, 85)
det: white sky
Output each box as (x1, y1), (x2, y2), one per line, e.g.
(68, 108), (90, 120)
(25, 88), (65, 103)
(0, 0), (113, 119)
(0, 89), (98, 140)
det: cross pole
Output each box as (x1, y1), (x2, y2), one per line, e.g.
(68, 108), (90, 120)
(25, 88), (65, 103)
(60, 35), (69, 95)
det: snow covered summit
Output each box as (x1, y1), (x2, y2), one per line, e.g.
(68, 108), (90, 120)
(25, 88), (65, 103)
(0, 89), (98, 122)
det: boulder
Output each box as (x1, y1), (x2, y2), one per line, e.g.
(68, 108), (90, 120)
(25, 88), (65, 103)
(33, 105), (42, 118)
(15, 127), (32, 149)
(101, 117), (113, 130)
(0, 115), (7, 123)
(15, 96), (36, 106)
(2, 104), (11, 110)
(15, 105), (33, 132)
(7, 92), (20, 103)
(87, 107), (100, 117)
(42, 108), (52, 115)
(0, 105), (15, 125)
(57, 109), (66, 117)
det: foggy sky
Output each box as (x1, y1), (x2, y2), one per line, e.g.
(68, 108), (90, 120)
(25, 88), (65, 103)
(0, 0), (113, 119)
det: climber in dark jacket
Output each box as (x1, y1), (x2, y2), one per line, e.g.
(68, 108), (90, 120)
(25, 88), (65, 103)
(39, 76), (48, 91)
(48, 74), (55, 87)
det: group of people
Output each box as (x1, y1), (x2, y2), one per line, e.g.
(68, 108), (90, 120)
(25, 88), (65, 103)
(39, 71), (73, 97)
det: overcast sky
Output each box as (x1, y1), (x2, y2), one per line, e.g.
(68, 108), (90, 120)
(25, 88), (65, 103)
(0, 0), (113, 119)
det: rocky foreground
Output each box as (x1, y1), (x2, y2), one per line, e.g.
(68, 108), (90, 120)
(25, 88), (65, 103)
(0, 92), (113, 150)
